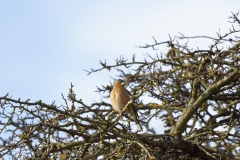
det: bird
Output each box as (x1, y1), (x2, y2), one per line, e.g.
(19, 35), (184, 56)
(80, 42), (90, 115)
(110, 79), (143, 132)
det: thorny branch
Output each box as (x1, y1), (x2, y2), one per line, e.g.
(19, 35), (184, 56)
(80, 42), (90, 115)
(1, 12), (240, 160)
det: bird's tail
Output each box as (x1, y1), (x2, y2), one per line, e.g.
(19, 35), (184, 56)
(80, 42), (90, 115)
(133, 116), (143, 132)
(129, 104), (143, 132)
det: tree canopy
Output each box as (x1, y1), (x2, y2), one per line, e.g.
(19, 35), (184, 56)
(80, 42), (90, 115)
(1, 12), (240, 160)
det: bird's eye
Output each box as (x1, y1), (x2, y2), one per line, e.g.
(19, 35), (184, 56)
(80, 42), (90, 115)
(119, 80), (125, 85)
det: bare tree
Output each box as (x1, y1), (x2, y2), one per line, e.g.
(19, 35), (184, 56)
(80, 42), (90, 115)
(0, 12), (240, 160)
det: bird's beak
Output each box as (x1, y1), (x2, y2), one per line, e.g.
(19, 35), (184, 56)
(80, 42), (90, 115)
(121, 81), (125, 85)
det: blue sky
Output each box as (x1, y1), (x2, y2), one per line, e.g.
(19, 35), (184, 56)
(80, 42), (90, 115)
(0, 1), (239, 133)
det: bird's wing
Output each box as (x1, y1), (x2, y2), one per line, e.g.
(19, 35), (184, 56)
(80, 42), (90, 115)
(125, 88), (140, 118)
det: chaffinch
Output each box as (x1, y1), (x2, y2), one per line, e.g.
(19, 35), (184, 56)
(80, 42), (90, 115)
(110, 79), (143, 132)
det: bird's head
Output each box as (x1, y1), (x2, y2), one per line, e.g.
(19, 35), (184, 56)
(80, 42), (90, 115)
(114, 79), (125, 86)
